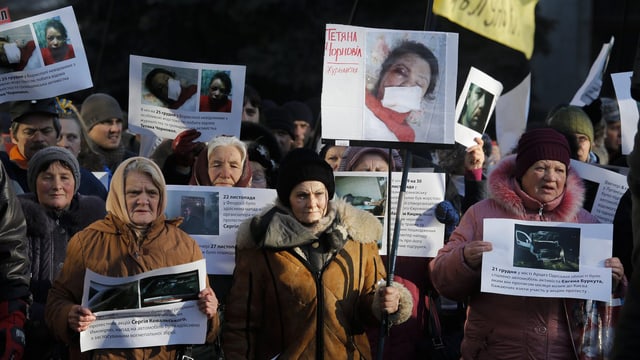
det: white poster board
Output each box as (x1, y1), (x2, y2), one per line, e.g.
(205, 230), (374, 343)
(570, 160), (628, 224)
(454, 67), (503, 147)
(334, 171), (445, 257)
(165, 185), (277, 275)
(481, 219), (613, 302)
(321, 24), (458, 145)
(128, 55), (246, 141)
(0, 6), (92, 101)
(80, 260), (208, 351)
(611, 71), (640, 155)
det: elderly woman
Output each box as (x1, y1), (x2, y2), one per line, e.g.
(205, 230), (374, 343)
(429, 128), (626, 360)
(189, 134), (251, 187)
(19, 147), (106, 359)
(44, 157), (220, 359)
(223, 148), (413, 359)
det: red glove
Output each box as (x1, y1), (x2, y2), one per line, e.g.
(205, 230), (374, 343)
(0, 299), (27, 360)
(172, 129), (206, 167)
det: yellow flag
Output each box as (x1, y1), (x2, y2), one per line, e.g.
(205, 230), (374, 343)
(433, 0), (538, 59)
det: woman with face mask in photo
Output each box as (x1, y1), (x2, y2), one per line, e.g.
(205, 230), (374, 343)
(144, 67), (198, 111)
(40, 19), (75, 65)
(364, 40), (439, 142)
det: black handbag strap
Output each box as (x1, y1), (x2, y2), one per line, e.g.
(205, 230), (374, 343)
(427, 291), (445, 348)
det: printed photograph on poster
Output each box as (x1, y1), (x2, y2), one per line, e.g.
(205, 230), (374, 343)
(455, 67), (503, 148)
(142, 63), (199, 111)
(481, 218), (613, 302)
(0, 6), (93, 102)
(513, 224), (579, 272)
(128, 54), (246, 141)
(321, 24), (458, 145)
(166, 189), (219, 236)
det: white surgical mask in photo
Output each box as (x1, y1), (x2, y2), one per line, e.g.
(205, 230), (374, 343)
(167, 78), (182, 101)
(381, 86), (423, 113)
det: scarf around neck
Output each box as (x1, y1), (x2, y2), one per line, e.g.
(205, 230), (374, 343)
(365, 92), (415, 142)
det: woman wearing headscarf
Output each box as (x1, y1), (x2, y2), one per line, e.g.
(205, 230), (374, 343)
(429, 128), (626, 360)
(19, 147), (106, 359)
(223, 148), (413, 359)
(45, 157), (220, 359)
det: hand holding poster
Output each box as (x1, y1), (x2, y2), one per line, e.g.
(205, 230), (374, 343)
(481, 219), (613, 302)
(80, 260), (208, 352)
(0, 6), (92, 102)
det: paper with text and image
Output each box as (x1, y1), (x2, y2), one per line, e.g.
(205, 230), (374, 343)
(80, 260), (207, 352)
(165, 185), (277, 275)
(0, 6), (92, 102)
(334, 171), (445, 258)
(128, 54), (246, 141)
(481, 219), (613, 302)
(321, 24), (458, 145)
(569, 160), (628, 224)
(454, 67), (503, 148)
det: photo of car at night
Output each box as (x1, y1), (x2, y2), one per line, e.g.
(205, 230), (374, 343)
(515, 230), (566, 263)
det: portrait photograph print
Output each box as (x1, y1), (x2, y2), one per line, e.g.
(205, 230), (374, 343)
(0, 24), (42, 73)
(165, 188), (220, 236)
(141, 62), (199, 111)
(364, 30), (457, 144)
(454, 67), (503, 148)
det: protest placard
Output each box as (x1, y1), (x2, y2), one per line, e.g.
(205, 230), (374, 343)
(321, 24), (458, 145)
(570, 160), (628, 224)
(80, 260), (207, 351)
(165, 185), (277, 275)
(455, 67), (503, 147)
(0, 6), (92, 102)
(334, 171), (445, 257)
(481, 219), (613, 302)
(128, 55), (246, 141)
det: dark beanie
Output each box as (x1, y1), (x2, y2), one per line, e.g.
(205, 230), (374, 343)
(28, 147), (81, 194)
(80, 93), (123, 130)
(263, 106), (295, 139)
(277, 148), (335, 207)
(283, 100), (315, 127)
(515, 128), (571, 179)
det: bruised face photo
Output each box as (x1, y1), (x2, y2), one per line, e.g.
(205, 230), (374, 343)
(377, 53), (431, 100)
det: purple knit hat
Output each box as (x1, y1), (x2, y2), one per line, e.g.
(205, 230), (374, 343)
(515, 128), (571, 179)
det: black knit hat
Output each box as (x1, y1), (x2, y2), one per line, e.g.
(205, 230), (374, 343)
(28, 146), (81, 194)
(277, 148), (335, 207)
(515, 128), (571, 179)
(263, 106), (295, 139)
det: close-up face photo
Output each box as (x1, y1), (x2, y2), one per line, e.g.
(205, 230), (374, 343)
(378, 53), (431, 100)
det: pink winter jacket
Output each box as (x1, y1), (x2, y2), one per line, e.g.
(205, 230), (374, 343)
(429, 155), (599, 360)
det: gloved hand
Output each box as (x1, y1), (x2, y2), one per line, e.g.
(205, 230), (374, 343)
(0, 299), (27, 360)
(435, 200), (460, 241)
(172, 129), (206, 167)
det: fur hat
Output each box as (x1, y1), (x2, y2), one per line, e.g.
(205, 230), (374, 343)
(277, 148), (334, 207)
(10, 98), (58, 123)
(546, 105), (594, 143)
(28, 146), (81, 194)
(515, 128), (571, 179)
(80, 93), (123, 130)
(600, 97), (620, 123)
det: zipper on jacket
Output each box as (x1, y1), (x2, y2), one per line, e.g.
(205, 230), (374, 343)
(315, 269), (324, 360)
